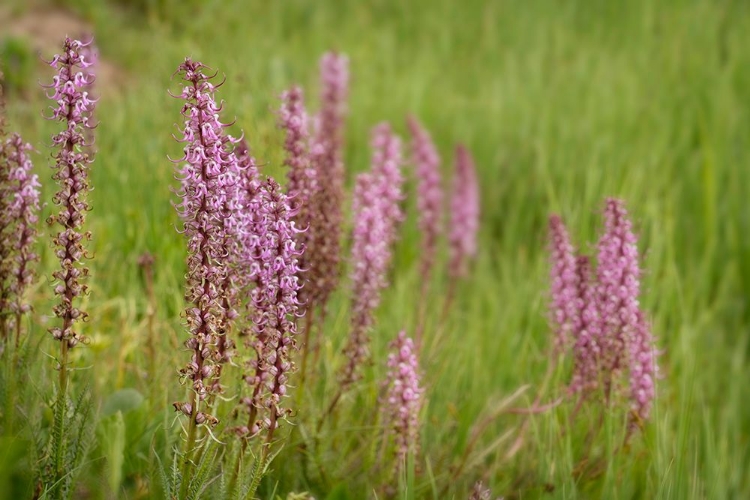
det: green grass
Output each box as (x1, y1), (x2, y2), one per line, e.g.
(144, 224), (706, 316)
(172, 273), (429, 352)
(2, 0), (750, 498)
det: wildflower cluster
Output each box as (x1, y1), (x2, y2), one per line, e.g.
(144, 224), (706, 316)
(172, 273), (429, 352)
(549, 199), (658, 427)
(0, 28), (676, 500)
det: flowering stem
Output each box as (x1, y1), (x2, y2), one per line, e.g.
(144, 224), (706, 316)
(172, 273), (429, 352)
(179, 391), (199, 498)
(43, 37), (96, 495)
(415, 279), (429, 347)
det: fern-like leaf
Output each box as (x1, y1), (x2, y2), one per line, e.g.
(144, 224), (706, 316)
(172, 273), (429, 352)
(153, 448), (174, 499)
(186, 442), (220, 500)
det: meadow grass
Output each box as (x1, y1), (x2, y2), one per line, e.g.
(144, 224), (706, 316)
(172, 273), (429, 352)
(2, 0), (750, 498)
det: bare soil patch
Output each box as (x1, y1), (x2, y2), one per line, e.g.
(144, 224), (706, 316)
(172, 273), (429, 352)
(0, 5), (125, 94)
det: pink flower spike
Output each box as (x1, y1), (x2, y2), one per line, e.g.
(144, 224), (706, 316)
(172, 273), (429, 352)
(238, 178), (304, 437)
(596, 198), (642, 395)
(0, 133), (41, 343)
(305, 51), (349, 313)
(382, 331), (424, 470)
(407, 115), (443, 281)
(569, 255), (603, 397)
(171, 57), (242, 420)
(340, 123), (404, 389)
(44, 37), (97, 348)
(548, 214), (579, 353)
(279, 86), (317, 307)
(448, 144), (479, 280)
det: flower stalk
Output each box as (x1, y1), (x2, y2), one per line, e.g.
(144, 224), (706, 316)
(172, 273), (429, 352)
(2, 134), (41, 347)
(406, 115), (443, 343)
(42, 35), (96, 497)
(278, 85), (317, 383)
(305, 52), (349, 322)
(381, 331), (424, 476)
(170, 58), (242, 495)
(323, 123), (404, 425)
(445, 144), (479, 315)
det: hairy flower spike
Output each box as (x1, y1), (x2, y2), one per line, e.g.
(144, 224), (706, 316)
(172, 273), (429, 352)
(171, 57), (240, 421)
(407, 115), (443, 282)
(238, 178), (303, 438)
(279, 86), (317, 306)
(4, 135), (41, 317)
(340, 123), (404, 388)
(548, 215), (579, 352)
(382, 331), (423, 471)
(569, 255), (603, 397)
(306, 51), (349, 312)
(596, 198), (642, 397)
(44, 37), (96, 348)
(0, 133), (40, 345)
(448, 144), (479, 280)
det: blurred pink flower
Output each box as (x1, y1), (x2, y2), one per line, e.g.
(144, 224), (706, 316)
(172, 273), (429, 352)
(448, 144), (479, 280)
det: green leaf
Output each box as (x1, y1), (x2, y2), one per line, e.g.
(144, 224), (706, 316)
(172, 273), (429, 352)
(101, 389), (144, 417)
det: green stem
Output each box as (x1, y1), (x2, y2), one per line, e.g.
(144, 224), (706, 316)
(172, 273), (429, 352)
(296, 310), (315, 407)
(14, 311), (21, 349)
(0, 312), (8, 346)
(178, 391), (199, 499)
